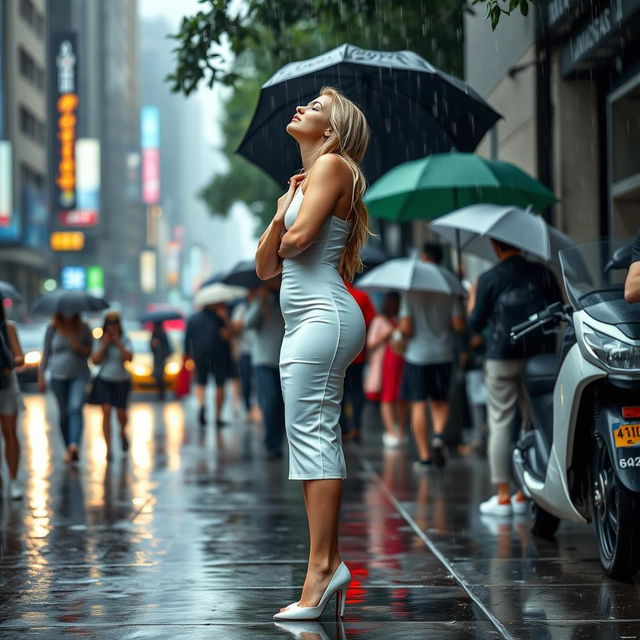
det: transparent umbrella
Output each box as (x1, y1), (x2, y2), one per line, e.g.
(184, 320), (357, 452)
(429, 204), (572, 264)
(356, 257), (466, 296)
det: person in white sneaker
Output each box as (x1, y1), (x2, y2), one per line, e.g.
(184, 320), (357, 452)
(468, 240), (562, 516)
(0, 301), (24, 500)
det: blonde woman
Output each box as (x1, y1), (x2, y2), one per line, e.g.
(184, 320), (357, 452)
(256, 87), (370, 621)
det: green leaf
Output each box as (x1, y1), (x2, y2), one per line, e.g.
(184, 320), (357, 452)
(509, 0), (519, 12)
(491, 4), (501, 29)
(520, 0), (529, 15)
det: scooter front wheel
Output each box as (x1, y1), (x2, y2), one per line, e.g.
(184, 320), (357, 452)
(592, 436), (640, 580)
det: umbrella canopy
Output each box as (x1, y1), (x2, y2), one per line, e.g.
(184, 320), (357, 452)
(356, 258), (465, 296)
(194, 283), (247, 308)
(32, 290), (109, 315)
(200, 271), (226, 288)
(222, 260), (262, 290)
(360, 243), (390, 271)
(365, 152), (558, 222)
(138, 309), (184, 324)
(429, 204), (572, 264)
(238, 43), (501, 187)
(0, 281), (22, 302)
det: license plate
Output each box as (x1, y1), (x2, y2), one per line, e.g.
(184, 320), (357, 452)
(613, 423), (640, 448)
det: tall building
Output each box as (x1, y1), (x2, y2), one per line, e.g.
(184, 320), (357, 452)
(0, 0), (50, 307)
(139, 15), (223, 303)
(47, 0), (143, 311)
(465, 2), (640, 242)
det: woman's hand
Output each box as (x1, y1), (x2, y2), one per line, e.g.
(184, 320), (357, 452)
(275, 174), (306, 223)
(37, 374), (46, 394)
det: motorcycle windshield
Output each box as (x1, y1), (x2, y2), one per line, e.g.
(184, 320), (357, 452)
(559, 239), (640, 336)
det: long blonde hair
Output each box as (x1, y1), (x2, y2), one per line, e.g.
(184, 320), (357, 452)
(310, 87), (371, 282)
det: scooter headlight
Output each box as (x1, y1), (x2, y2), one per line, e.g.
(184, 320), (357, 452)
(583, 326), (640, 370)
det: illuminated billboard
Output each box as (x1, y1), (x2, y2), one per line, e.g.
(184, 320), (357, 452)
(52, 34), (79, 216)
(141, 106), (160, 205)
(0, 141), (11, 227)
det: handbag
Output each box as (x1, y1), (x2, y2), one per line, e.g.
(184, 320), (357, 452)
(86, 362), (106, 405)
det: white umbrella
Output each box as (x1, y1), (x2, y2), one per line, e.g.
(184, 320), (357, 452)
(356, 257), (466, 296)
(194, 283), (247, 307)
(429, 204), (572, 264)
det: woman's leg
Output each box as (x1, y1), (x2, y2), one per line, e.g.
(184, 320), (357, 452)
(67, 376), (87, 455)
(239, 354), (253, 412)
(49, 378), (71, 452)
(0, 413), (20, 479)
(380, 402), (397, 436)
(101, 404), (112, 458)
(116, 407), (129, 451)
(297, 479), (343, 608)
(395, 400), (409, 438)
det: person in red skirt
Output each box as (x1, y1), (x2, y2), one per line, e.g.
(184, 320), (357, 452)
(364, 292), (408, 447)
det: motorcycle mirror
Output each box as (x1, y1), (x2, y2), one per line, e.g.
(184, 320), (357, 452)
(604, 243), (633, 274)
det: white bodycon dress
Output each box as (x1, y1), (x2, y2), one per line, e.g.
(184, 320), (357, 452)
(279, 188), (365, 480)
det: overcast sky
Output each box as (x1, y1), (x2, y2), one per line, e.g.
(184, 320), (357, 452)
(138, 0), (258, 275)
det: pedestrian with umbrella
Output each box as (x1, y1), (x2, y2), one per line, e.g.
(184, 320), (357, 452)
(465, 237), (563, 517)
(35, 291), (105, 464)
(0, 294), (25, 499)
(186, 284), (241, 441)
(358, 248), (466, 470)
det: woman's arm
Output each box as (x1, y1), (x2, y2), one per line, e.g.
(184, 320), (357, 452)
(116, 337), (133, 362)
(7, 323), (24, 368)
(256, 174), (306, 280)
(278, 155), (350, 259)
(91, 337), (110, 365)
(70, 325), (93, 358)
(367, 316), (393, 350)
(625, 262), (640, 303)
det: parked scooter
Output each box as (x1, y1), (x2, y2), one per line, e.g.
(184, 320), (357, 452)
(511, 239), (640, 580)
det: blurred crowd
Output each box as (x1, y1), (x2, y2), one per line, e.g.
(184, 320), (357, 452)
(0, 238), (561, 518)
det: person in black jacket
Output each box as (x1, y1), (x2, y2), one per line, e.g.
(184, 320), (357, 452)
(184, 303), (232, 434)
(624, 230), (640, 303)
(468, 239), (562, 517)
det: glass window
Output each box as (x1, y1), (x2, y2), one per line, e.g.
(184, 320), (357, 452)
(611, 83), (640, 184)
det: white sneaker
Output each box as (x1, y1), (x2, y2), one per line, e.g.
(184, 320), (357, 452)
(511, 495), (528, 515)
(9, 481), (23, 501)
(479, 495), (512, 517)
(383, 432), (401, 448)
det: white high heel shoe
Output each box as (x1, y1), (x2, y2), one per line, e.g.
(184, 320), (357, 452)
(273, 562), (351, 621)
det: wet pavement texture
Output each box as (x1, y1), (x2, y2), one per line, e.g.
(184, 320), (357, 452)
(0, 394), (638, 639)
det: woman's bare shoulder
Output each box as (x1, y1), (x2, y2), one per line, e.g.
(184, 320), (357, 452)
(307, 154), (353, 189)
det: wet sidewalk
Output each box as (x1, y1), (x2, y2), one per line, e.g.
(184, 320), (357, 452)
(0, 394), (638, 638)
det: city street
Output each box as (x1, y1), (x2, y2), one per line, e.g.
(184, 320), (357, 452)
(0, 393), (638, 639)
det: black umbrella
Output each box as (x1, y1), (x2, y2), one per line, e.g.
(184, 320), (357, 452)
(138, 309), (184, 324)
(32, 290), (109, 315)
(238, 43), (501, 187)
(200, 271), (226, 288)
(221, 260), (262, 289)
(360, 243), (391, 271)
(0, 280), (22, 302)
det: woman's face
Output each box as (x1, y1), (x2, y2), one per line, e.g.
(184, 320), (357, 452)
(286, 94), (333, 143)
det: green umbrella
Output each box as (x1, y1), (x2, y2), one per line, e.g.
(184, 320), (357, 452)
(365, 152), (558, 222)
